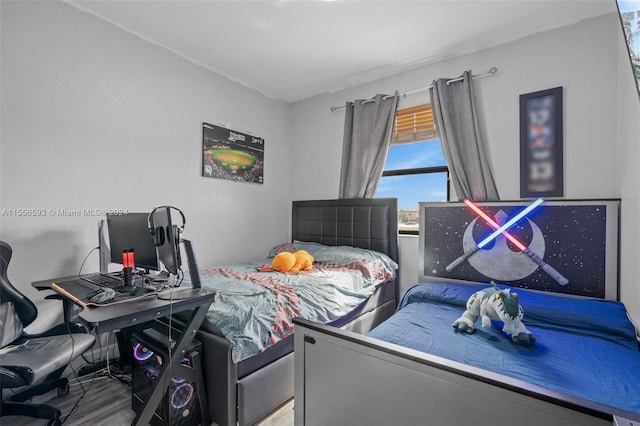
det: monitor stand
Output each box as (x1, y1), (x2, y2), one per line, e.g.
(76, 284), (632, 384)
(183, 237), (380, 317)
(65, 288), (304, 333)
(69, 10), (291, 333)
(98, 219), (110, 274)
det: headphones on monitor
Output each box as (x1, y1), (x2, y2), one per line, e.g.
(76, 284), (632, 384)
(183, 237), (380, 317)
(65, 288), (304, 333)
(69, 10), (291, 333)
(147, 206), (186, 247)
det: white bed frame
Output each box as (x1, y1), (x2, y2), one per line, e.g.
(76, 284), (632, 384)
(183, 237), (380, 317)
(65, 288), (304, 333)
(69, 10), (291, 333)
(293, 318), (637, 426)
(293, 199), (639, 426)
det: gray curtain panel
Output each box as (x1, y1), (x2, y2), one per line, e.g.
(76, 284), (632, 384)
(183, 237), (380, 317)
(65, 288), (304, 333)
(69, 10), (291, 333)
(430, 71), (499, 201)
(339, 93), (399, 199)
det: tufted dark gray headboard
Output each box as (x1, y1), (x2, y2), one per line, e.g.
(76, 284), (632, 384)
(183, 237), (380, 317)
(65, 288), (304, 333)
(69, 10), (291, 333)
(291, 198), (398, 264)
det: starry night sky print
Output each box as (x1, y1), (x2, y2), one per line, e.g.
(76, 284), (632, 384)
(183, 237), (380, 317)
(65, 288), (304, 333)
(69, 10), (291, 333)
(422, 203), (612, 298)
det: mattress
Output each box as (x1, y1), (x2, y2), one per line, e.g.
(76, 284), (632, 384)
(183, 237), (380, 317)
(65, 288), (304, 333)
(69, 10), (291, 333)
(368, 281), (640, 416)
(237, 277), (396, 378)
(183, 241), (398, 366)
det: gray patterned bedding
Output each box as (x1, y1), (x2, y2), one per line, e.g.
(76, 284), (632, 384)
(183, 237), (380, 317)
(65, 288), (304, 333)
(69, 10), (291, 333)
(185, 241), (398, 362)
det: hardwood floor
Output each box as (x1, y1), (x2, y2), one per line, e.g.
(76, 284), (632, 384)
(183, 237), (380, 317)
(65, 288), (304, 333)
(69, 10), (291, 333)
(2, 369), (294, 426)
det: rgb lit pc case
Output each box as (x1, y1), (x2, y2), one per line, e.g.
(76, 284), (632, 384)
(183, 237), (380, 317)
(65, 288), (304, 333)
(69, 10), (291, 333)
(131, 327), (209, 426)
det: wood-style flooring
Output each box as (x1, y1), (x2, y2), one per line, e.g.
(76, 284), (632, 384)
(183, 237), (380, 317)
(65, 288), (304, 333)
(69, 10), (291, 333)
(2, 368), (294, 426)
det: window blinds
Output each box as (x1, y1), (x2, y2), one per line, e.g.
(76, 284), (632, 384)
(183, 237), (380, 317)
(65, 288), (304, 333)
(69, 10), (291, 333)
(392, 103), (436, 145)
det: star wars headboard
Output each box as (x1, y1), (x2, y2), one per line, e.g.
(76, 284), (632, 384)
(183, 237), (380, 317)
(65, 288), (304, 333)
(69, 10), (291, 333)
(419, 199), (620, 300)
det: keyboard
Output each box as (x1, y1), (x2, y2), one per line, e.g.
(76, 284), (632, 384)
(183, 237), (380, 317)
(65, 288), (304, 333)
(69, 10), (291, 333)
(81, 273), (124, 288)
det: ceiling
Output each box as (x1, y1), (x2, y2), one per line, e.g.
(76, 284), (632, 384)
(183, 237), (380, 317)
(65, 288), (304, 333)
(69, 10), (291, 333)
(66, 0), (616, 103)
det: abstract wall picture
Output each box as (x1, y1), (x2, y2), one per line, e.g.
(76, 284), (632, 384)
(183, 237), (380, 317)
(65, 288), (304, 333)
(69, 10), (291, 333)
(519, 87), (563, 198)
(202, 122), (264, 184)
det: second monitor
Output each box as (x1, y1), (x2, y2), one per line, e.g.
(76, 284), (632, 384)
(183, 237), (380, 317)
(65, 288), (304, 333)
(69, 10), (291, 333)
(107, 213), (159, 273)
(149, 206), (202, 299)
(149, 206), (181, 276)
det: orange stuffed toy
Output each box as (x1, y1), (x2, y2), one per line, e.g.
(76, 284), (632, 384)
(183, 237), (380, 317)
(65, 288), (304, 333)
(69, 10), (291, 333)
(292, 250), (314, 272)
(271, 252), (296, 272)
(272, 250), (314, 273)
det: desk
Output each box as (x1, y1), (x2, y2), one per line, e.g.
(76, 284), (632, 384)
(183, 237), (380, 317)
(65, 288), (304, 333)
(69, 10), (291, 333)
(33, 278), (215, 426)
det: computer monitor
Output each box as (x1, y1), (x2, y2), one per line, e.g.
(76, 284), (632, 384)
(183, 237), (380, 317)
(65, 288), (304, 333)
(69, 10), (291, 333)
(150, 207), (181, 275)
(107, 213), (160, 272)
(150, 207), (202, 300)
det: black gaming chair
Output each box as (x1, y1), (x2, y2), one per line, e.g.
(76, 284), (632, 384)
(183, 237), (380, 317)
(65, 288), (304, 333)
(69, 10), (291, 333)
(0, 240), (96, 425)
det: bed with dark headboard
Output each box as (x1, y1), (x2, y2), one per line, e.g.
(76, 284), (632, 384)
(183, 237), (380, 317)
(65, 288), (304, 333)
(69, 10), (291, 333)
(291, 198), (399, 261)
(175, 198), (399, 426)
(291, 197), (399, 304)
(294, 198), (640, 426)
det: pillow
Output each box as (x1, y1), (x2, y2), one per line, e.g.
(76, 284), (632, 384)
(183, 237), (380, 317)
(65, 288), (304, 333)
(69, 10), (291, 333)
(514, 289), (638, 346)
(293, 240), (395, 263)
(267, 243), (295, 258)
(400, 281), (482, 309)
(292, 240), (398, 281)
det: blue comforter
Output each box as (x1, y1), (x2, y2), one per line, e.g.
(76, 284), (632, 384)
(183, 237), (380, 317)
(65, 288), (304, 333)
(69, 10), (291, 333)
(368, 282), (640, 416)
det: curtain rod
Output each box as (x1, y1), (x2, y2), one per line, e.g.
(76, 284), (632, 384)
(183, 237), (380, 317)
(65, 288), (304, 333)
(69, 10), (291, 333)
(330, 66), (498, 112)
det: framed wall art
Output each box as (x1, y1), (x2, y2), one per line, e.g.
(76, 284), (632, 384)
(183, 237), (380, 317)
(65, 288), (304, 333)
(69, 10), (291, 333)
(202, 122), (264, 184)
(519, 86), (563, 198)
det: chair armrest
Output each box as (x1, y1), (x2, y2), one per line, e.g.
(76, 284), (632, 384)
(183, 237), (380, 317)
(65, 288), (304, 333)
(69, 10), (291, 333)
(44, 294), (77, 324)
(0, 366), (28, 388)
(44, 294), (63, 300)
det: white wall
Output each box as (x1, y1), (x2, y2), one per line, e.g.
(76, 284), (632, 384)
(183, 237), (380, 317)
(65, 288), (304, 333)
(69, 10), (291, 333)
(291, 13), (620, 201)
(291, 13), (639, 324)
(0, 1), (292, 316)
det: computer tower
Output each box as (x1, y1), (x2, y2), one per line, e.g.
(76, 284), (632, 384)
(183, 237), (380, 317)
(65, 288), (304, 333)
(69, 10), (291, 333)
(131, 327), (209, 426)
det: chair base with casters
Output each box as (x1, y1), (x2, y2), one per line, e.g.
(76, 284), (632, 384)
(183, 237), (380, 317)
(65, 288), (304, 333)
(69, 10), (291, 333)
(2, 402), (65, 425)
(1, 333), (96, 425)
(2, 362), (70, 425)
(2, 394), (66, 426)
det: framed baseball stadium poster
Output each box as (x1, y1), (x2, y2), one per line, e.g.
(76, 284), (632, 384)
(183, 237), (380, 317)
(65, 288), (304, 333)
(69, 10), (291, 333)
(202, 122), (264, 184)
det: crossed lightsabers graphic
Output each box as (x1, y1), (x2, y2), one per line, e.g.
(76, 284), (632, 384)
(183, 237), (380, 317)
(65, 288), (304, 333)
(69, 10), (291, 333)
(446, 198), (569, 286)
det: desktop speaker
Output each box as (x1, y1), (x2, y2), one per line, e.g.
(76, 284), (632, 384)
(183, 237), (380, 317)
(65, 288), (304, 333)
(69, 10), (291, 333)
(131, 328), (208, 426)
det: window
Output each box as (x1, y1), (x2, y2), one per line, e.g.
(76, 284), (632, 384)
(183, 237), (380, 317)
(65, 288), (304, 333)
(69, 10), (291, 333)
(375, 103), (449, 233)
